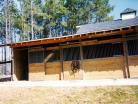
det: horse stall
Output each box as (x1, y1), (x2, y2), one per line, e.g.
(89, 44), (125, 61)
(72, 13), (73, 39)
(11, 26), (138, 81)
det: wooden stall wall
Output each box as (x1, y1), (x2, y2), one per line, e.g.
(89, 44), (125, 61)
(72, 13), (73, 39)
(63, 61), (81, 80)
(129, 56), (138, 78)
(63, 56), (138, 80)
(28, 56), (138, 80)
(14, 49), (23, 80)
(13, 49), (28, 80)
(28, 39), (138, 80)
(83, 57), (124, 79)
(29, 62), (61, 81)
(29, 63), (45, 81)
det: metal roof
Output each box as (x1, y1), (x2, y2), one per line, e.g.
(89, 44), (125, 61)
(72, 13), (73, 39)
(77, 17), (138, 34)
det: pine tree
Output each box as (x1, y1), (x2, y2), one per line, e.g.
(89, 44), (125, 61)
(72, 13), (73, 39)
(2, 0), (114, 40)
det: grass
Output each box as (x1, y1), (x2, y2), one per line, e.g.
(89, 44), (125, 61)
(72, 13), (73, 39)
(0, 86), (138, 104)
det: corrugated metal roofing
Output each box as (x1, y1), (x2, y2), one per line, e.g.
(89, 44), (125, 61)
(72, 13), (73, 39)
(77, 17), (138, 34)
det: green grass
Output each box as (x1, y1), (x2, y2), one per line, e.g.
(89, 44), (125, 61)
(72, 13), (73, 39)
(132, 86), (138, 99)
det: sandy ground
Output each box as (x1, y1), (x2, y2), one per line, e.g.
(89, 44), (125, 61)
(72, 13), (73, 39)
(0, 79), (138, 104)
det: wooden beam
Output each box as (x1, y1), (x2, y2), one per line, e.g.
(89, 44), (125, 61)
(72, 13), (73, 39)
(0, 60), (11, 64)
(79, 44), (84, 80)
(0, 44), (10, 47)
(11, 60), (13, 81)
(11, 48), (14, 81)
(43, 53), (54, 75)
(28, 48), (44, 52)
(46, 38), (125, 50)
(60, 48), (64, 80)
(122, 39), (130, 78)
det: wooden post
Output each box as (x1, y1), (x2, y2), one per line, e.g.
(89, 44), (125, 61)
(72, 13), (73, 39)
(27, 48), (30, 80)
(43, 52), (54, 75)
(122, 33), (130, 78)
(60, 48), (64, 80)
(80, 44), (84, 80)
(123, 40), (130, 78)
(11, 49), (17, 81)
(11, 48), (14, 81)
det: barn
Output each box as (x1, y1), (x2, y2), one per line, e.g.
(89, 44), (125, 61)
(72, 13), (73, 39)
(10, 8), (138, 81)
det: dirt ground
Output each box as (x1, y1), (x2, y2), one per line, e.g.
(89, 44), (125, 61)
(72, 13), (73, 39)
(0, 86), (138, 104)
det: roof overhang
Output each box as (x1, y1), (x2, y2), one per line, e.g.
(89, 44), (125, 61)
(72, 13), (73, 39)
(10, 26), (136, 48)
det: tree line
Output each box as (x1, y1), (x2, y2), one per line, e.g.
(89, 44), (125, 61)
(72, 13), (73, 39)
(0, 0), (113, 42)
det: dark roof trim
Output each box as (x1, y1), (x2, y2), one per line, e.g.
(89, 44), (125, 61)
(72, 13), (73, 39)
(120, 8), (137, 16)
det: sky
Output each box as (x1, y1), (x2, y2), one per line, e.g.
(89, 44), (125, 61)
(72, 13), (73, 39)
(109, 0), (138, 19)
(1, 0), (138, 19)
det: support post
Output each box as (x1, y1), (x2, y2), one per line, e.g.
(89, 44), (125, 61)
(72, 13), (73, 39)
(122, 33), (130, 78)
(27, 48), (30, 80)
(80, 44), (84, 80)
(123, 40), (130, 78)
(43, 52), (54, 75)
(60, 48), (64, 80)
(11, 48), (13, 81)
(11, 49), (17, 81)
